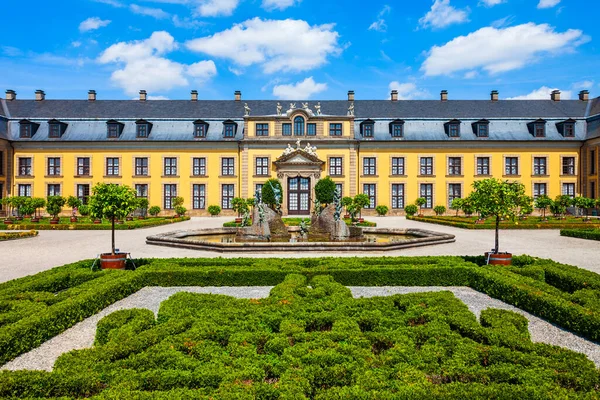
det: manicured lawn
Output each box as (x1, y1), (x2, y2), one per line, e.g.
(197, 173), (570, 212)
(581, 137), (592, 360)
(0, 230), (37, 241)
(224, 217), (377, 228)
(0, 216), (190, 230)
(409, 215), (600, 230)
(2, 256), (600, 398)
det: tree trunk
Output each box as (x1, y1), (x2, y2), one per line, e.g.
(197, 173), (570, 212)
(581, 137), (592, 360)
(111, 216), (115, 255)
(494, 215), (500, 254)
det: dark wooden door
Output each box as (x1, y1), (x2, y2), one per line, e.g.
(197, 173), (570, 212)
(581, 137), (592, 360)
(288, 177), (311, 215)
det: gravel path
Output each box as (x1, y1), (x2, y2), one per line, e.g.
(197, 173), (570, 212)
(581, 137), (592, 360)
(2, 286), (599, 371)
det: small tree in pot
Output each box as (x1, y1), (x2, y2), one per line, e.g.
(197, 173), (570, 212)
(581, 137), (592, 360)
(46, 196), (66, 224)
(231, 197), (248, 222)
(433, 205), (446, 216)
(470, 178), (526, 263)
(88, 183), (138, 269)
(1, 197), (14, 223)
(66, 196), (83, 222)
(137, 198), (149, 219)
(534, 195), (552, 220)
(375, 205), (389, 216)
(354, 194), (370, 221)
(148, 206), (161, 217)
(31, 198), (46, 221)
(20, 198), (36, 223)
(342, 197), (353, 218)
(11, 197), (27, 220)
(450, 198), (464, 217)
(415, 197), (427, 217)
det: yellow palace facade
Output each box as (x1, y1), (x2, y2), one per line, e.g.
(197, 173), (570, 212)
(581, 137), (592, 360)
(0, 88), (599, 216)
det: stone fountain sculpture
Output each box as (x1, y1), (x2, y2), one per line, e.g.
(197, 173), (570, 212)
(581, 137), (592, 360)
(237, 185), (290, 241)
(309, 188), (352, 241)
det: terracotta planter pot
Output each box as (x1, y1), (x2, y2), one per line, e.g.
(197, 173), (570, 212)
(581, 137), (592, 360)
(15, 217), (23, 221)
(235, 218), (243, 223)
(485, 252), (512, 266)
(49, 218), (59, 225)
(344, 214), (350, 219)
(358, 218), (365, 223)
(138, 216), (146, 220)
(126, 217), (133, 221)
(4, 219), (14, 224)
(70, 217), (78, 223)
(93, 219), (102, 224)
(30, 218), (39, 223)
(100, 253), (127, 270)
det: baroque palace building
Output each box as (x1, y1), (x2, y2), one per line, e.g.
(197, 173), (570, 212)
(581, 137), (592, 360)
(0, 88), (599, 216)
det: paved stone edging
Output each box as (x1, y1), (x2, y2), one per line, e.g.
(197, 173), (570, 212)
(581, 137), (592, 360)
(2, 286), (599, 371)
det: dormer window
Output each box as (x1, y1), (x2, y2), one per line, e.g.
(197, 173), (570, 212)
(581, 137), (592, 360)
(135, 119), (152, 138)
(360, 120), (375, 138)
(527, 119), (546, 138)
(294, 116), (305, 136)
(48, 119), (67, 138)
(106, 120), (124, 138)
(444, 119), (461, 138)
(556, 119), (576, 138)
(471, 119), (489, 138)
(389, 120), (404, 138)
(223, 120), (237, 138)
(19, 120), (40, 138)
(193, 120), (209, 138)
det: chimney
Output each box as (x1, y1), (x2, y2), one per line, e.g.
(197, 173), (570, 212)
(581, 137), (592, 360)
(88, 90), (96, 101)
(491, 90), (499, 102)
(391, 90), (398, 102)
(191, 90), (198, 101)
(5, 90), (16, 101)
(579, 90), (589, 102)
(35, 90), (45, 101)
(234, 90), (241, 101)
(139, 90), (147, 101)
(348, 90), (355, 102)
(440, 90), (448, 102)
(551, 90), (561, 102)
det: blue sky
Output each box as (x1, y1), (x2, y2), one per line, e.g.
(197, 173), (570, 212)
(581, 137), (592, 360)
(1, 0), (598, 100)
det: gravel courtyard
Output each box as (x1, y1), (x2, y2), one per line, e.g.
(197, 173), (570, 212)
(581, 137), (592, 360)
(1, 216), (600, 283)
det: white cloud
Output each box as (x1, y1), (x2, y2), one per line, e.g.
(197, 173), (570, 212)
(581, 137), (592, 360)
(419, 0), (469, 30)
(98, 31), (217, 96)
(369, 19), (387, 32)
(93, 0), (125, 7)
(388, 81), (429, 100)
(71, 41), (82, 48)
(422, 23), (588, 76)
(131, 95), (170, 100)
(491, 15), (515, 28)
(2, 46), (23, 57)
(129, 4), (170, 19)
(538, 0), (560, 9)
(195, 0), (239, 16)
(79, 17), (111, 32)
(573, 80), (594, 90)
(507, 86), (572, 100)
(186, 18), (342, 74)
(272, 77), (327, 99)
(228, 66), (244, 76)
(479, 0), (506, 6)
(262, 0), (299, 11)
(172, 15), (205, 29)
(463, 71), (478, 79)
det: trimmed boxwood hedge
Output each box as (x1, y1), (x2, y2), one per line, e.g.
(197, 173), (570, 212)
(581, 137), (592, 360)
(0, 230), (38, 241)
(409, 215), (600, 230)
(0, 216), (190, 231)
(561, 228), (600, 241)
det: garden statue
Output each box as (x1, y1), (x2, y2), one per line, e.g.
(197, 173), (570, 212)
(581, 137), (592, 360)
(299, 218), (309, 238)
(276, 102), (282, 116)
(241, 210), (251, 227)
(302, 102), (310, 111)
(254, 187), (262, 205)
(314, 102), (322, 116)
(289, 103), (296, 110)
(333, 188), (342, 222)
(296, 139), (302, 149)
(244, 103), (251, 116)
(268, 181), (282, 214)
(313, 197), (322, 217)
(348, 102), (355, 116)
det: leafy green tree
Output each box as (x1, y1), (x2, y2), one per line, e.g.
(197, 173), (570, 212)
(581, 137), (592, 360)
(261, 178), (283, 210)
(66, 196), (83, 217)
(46, 196), (66, 220)
(20, 198), (36, 219)
(175, 205), (187, 217)
(554, 195), (572, 218)
(470, 178), (526, 254)
(148, 206), (161, 217)
(404, 204), (418, 216)
(11, 197), (28, 218)
(354, 194), (370, 218)
(137, 198), (149, 217)
(574, 196), (596, 217)
(231, 197), (248, 217)
(415, 197), (427, 215)
(88, 183), (138, 255)
(534, 195), (552, 219)
(342, 196), (353, 213)
(31, 198), (46, 218)
(433, 205), (446, 216)
(450, 198), (464, 217)
(79, 205), (90, 217)
(520, 195), (534, 217)
(461, 196), (475, 217)
(314, 177), (337, 205)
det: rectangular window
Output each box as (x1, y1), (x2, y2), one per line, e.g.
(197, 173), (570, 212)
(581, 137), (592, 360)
(363, 124), (374, 138)
(222, 184), (234, 209)
(449, 124), (460, 137)
(77, 184), (90, 205)
(193, 184), (206, 209)
(77, 157), (90, 176)
(307, 123), (316, 136)
(18, 184), (32, 197)
(562, 183), (575, 198)
(505, 157), (518, 175)
(137, 124), (148, 138)
(107, 124), (119, 138)
(329, 157), (343, 176)
(20, 124), (32, 138)
(533, 183), (547, 198)
(591, 181), (596, 200)
(363, 184), (376, 209)
(535, 123), (546, 137)
(18, 158), (32, 176)
(282, 123), (292, 136)
(47, 184), (61, 197)
(591, 150), (596, 175)
(164, 184), (177, 209)
(448, 157), (461, 176)
(255, 157), (269, 176)
(533, 157), (547, 176)
(164, 157), (177, 176)
(256, 123), (269, 136)
(135, 157), (148, 176)
(135, 184), (148, 198)
(477, 124), (488, 137)
(562, 157), (575, 175)
(256, 184), (263, 197)
(363, 157), (376, 175)
(223, 124), (235, 138)
(420, 184), (433, 209)
(221, 158), (235, 176)
(564, 124), (575, 137)
(194, 124), (206, 138)
(392, 124), (403, 138)
(49, 124), (61, 138)
(329, 123), (342, 136)
(193, 157), (206, 176)
(391, 184), (404, 209)
(106, 158), (119, 176)
(448, 184), (461, 208)
(391, 157), (405, 176)
(477, 157), (490, 175)
(47, 158), (60, 176)
(420, 157), (433, 176)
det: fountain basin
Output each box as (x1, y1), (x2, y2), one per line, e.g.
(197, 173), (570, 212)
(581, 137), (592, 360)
(146, 227), (455, 253)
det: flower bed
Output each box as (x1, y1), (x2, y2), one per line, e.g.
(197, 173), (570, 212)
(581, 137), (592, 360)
(2, 273), (597, 398)
(408, 215), (600, 230)
(0, 230), (38, 241)
(560, 229), (600, 241)
(0, 216), (190, 230)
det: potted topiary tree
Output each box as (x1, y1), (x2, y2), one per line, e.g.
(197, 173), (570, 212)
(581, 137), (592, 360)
(2, 197), (14, 224)
(342, 196), (353, 219)
(314, 177), (337, 206)
(415, 197), (427, 217)
(375, 205), (389, 216)
(470, 178), (526, 265)
(20, 198), (36, 223)
(30, 198), (46, 222)
(208, 205), (221, 216)
(88, 183), (138, 269)
(46, 196), (66, 225)
(461, 196), (475, 218)
(354, 193), (370, 222)
(231, 197), (247, 223)
(404, 204), (418, 217)
(66, 196), (82, 223)
(519, 195), (534, 219)
(148, 206), (161, 218)
(172, 196), (185, 218)
(175, 204), (187, 218)
(534, 195), (552, 221)
(433, 205), (446, 216)
(79, 204), (90, 219)
(11, 197), (27, 221)
(450, 198), (464, 217)
(574, 196), (596, 220)
(137, 198), (149, 219)
(553, 195), (571, 219)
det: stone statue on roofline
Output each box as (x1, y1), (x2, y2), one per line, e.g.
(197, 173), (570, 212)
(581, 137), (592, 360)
(348, 102), (355, 116)
(302, 102), (310, 112)
(314, 102), (322, 116)
(244, 103), (251, 116)
(276, 103), (282, 116)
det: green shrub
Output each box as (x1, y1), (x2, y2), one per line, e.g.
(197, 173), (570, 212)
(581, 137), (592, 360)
(561, 229), (600, 241)
(314, 177), (337, 205)
(261, 178), (283, 209)
(375, 205), (388, 216)
(404, 204), (418, 216)
(174, 206), (187, 217)
(46, 196), (66, 219)
(433, 205), (446, 216)
(78, 204), (90, 217)
(208, 205), (221, 216)
(148, 206), (161, 217)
